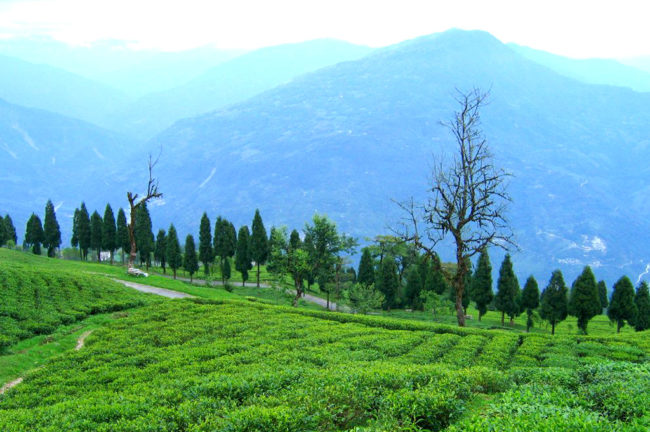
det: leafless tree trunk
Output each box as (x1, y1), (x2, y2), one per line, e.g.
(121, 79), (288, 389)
(394, 88), (514, 326)
(127, 153), (163, 269)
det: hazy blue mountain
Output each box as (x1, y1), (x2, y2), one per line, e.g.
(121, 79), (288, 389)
(620, 56), (650, 75)
(0, 37), (245, 98)
(0, 97), (139, 237)
(510, 44), (650, 92)
(109, 39), (373, 139)
(144, 29), (650, 286)
(0, 54), (130, 128)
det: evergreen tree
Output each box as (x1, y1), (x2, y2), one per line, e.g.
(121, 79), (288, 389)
(134, 203), (154, 269)
(608, 276), (637, 333)
(597, 280), (608, 313)
(0, 215), (6, 246)
(116, 208), (130, 264)
(227, 222), (237, 259)
(154, 229), (167, 273)
(471, 248), (493, 321)
(235, 225), (252, 285)
(77, 202), (91, 260)
(4, 214), (17, 245)
(214, 216), (233, 283)
(289, 229), (302, 252)
(165, 224), (182, 279)
(495, 254), (520, 326)
(24, 213), (43, 255)
(102, 204), (117, 263)
(426, 253), (449, 295)
(377, 256), (399, 311)
(521, 275), (540, 332)
(357, 248), (375, 287)
(223, 257), (231, 283)
(540, 270), (568, 335)
(71, 208), (80, 251)
(568, 266), (601, 334)
(90, 211), (103, 262)
(633, 281), (650, 332)
(249, 209), (269, 287)
(183, 234), (199, 282)
(198, 213), (213, 275)
(404, 265), (423, 309)
(43, 199), (61, 257)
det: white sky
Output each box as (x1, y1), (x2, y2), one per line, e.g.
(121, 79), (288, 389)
(0, 0), (648, 58)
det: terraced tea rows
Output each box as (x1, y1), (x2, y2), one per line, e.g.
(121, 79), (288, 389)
(1, 299), (647, 431)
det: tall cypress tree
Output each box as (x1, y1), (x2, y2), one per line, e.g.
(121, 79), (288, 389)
(227, 222), (237, 259)
(377, 255), (399, 311)
(77, 202), (91, 260)
(495, 254), (520, 326)
(134, 203), (154, 269)
(214, 216), (229, 283)
(90, 211), (103, 262)
(521, 275), (540, 332)
(154, 229), (167, 273)
(540, 270), (568, 335)
(250, 209), (269, 288)
(633, 281), (650, 332)
(471, 248), (493, 321)
(166, 224), (182, 279)
(198, 213), (213, 275)
(71, 208), (80, 252)
(235, 225), (252, 286)
(568, 266), (601, 334)
(184, 234), (199, 282)
(0, 215), (6, 246)
(404, 265), (423, 309)
(608, 276), (637, 333)
(102, 204), (117, 264)
(43, 199), (61, 258)
(4, 214), (17, 246)
(116, 208), (130, 264)
(357, 248), (375, 287)
(426, 253), (449, 295)
(24, 213), (44, 255)
(597, 280), (608, 313)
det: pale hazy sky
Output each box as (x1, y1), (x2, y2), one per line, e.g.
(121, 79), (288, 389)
(0, 0), (648, 58)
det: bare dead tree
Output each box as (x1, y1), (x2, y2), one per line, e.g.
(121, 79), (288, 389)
(394, 88), (515, 327)
(126, 153), (163, 269)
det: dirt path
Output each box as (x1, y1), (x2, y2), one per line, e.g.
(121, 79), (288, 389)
(0, 377), (23, 395)
(75, 330), (93, 350)
(112, 279), (195, 298)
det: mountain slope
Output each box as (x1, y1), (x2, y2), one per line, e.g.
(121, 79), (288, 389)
(509, 44), (650, 92)
(110, 39), (373, 139)
(147, 29), (650, 285)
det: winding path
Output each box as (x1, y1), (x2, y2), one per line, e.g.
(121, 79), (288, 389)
(111, 279), (195, 299)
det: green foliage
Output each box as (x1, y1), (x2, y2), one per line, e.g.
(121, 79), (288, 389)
(608, 276), (637, 333)
(101, 204), (117, 260)
(521, 275), (540, 332)
(43, 199), (61, 258)
(250, 209), (269, 286)
(198, 212), (213, 275)
(183, 234), (199, 280)
(134, 203), (153, 268)
(116, 208), (130, 262)
(471, 248), (493, 320)
(568, 266), (601, 334)
(404, 265), (423, 309)
(348, 283), (384, 314)
(597, 280), (609, 312)
(165, 224), (182, 278)
(495, 254), (521, 325)
(3, 214), (18, 246)
(154, 229), (167, 272)
(235, 225), (252, 284)
(76, 202), (91, 260)
(377, 256), (399, 310)
(426, 253), (449, 295)
(420, 290), (455, 317)
(89, 210), (103, 261)
(357, 247), (375, 287)
(24, 213), (43, 255)
(634, 281), (650, 331)
(540, 270), (569, 335)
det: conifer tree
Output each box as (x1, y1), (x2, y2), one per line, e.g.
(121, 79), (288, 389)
(166, 224), (182, 279)
(227, 221), (237, 259)
(24, 213), (44, 255)
(608, 276), (637, 333)
(71, 208), (80, 251)
(0, 215), (6, 246)
(471, 248), (493, 321)
(289, 229), (301, 251)
(183, 234), (199, 282)
(404, 265), (423, 309)
(198, 213), (213, 275)
(521, 275), (540, 332)
(154, 229), (167, 273)
(214, 216), (232, 283)
(116, 208), (129, 264)
(223, 257), (231, 283)
(134, 203), (154, 269)
(597, 280), (608, 312)
(568, 266), (601, 334)
(426, 253), (449, 295)
(540, 270), (568, 335)
(102, 204), (117, 263)
(495, 254), (520, 326)
(4, 214), (17, 245)
(377, 256), (399, 311)
(43, 199), (61, 257)
(77, 202), (91, 260)
(357, 248), (375, 287)
(235, 225), (252, 285)
(633, 281), (650, 332)
(90, 211), (103, 262)
(250, 209), (269, 287)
